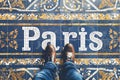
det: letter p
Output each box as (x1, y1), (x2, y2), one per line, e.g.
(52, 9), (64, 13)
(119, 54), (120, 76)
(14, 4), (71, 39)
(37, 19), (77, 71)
(22, 27), (40, 51)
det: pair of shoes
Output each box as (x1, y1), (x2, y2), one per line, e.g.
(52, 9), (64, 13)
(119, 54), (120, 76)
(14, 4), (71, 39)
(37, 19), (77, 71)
(43, 43), (75, 63)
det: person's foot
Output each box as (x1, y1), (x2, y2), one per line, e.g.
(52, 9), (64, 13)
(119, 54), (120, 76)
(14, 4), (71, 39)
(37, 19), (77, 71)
(62, 43), (75, 63)
(44, 44), (56, 63)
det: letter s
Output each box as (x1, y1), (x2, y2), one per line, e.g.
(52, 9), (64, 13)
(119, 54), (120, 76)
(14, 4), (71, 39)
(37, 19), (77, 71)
(89, 31), (103, 51)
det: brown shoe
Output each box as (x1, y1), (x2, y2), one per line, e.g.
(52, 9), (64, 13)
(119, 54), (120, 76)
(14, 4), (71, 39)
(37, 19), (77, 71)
(62, 43), (75, 63)
(44, 44), (56, 63)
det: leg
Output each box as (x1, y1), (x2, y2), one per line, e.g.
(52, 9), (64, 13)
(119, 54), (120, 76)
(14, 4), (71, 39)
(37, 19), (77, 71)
(60, 43), (84, 80)
(35, 44), (57, 80)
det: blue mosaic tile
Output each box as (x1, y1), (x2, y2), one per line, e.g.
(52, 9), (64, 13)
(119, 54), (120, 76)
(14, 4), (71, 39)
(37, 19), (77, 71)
(0, 0), (120, 79)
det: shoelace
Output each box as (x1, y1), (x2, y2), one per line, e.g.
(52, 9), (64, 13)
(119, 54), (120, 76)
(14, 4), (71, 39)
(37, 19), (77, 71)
(66, 52), (73, 61)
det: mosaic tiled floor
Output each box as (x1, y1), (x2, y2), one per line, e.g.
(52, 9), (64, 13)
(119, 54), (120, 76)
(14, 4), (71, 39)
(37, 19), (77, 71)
(0, 0), (120, 80)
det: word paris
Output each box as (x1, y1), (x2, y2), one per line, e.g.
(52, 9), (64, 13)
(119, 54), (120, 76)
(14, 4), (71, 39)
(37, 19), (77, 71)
(22, 27), (103, 52)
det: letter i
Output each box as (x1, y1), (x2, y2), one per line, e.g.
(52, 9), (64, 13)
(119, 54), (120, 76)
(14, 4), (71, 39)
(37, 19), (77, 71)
(79, 28), (87, 51)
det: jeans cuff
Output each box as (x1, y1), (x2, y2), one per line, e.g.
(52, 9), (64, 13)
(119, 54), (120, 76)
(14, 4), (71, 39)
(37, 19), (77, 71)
(44, 62), (57, 73)
(63, 61), (77, 71)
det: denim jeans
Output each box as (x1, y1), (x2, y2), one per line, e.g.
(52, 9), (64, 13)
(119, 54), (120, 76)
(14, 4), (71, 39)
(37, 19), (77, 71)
(35, 61), (84, 80)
